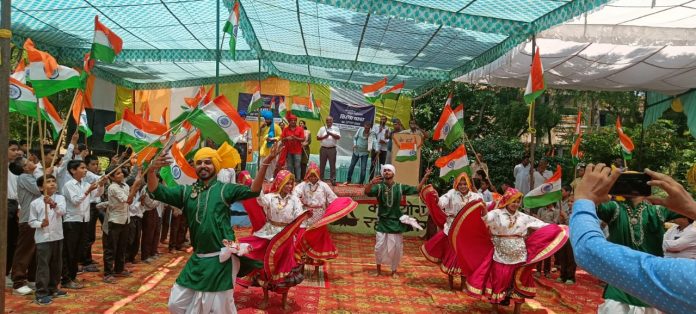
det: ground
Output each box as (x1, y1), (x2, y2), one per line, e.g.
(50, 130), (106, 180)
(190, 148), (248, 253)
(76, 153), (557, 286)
(4, 227), (604, 313)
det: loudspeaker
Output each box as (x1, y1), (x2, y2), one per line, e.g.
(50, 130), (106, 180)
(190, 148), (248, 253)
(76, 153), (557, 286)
(67, 109), (118, 155)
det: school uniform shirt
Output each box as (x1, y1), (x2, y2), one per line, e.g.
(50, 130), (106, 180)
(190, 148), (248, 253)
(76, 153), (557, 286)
(537, 206), (560, 224)
(663, 223), (696, 259)
(7, 169), (18, 201)
(28, 194), (66, 243)
(129, 191), (144, 218)
(56, 143), (76, 189)
(533, 169), (553, 190)
(107, 182), (131, 224)
(63, 178), (101, 222)
(17, 173), (42, 223)
(85, 170), (104, 204)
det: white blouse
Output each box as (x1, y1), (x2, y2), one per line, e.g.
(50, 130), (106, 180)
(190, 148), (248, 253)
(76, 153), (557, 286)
(293, 181), (338, 227)
(438, 190), (482, 235)
(254, 192), (306, 240)
(483, 208), (548, 264)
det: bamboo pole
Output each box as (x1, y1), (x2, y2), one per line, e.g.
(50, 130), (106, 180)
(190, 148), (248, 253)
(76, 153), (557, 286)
(36, 100), (50, 227)
(47, 92), (80, 170)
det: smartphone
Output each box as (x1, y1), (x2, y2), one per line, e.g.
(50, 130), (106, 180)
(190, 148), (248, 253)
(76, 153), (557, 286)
(609, 172), (651, 196)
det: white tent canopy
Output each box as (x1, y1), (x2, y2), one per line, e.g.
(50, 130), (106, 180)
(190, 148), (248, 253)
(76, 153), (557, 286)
(455, 0), (696, 95)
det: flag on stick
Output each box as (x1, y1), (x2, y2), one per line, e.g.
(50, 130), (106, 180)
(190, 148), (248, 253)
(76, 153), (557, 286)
(72, 90), (93, 137)
(432, 99), (463, 148)
(92, 16), (123, 63)
(247, 86), (263, 112)
(523, 165), (562, 208)
(616, 116), (635, 160)
(382, 81), (404, 101)
(523, 47), (545, 105)
(435, 145), (471, 182)
(362, 77), (387, 104)
(188, 95), (251, 145)
(223, 0), (241, 59)
(160, 144), (197, 186)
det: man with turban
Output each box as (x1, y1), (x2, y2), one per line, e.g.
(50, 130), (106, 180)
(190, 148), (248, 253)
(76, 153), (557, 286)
(364, 164), (432, 277)
(259, 110), (281, 181)
(147, 142), (283, 314)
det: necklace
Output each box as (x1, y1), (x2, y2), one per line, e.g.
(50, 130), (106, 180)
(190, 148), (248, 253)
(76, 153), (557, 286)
(626, 203), (645, 246)
(506, 210), (518, 229)
(384, 183), (395, 207)
(275, 194), (289, 211)
(191, 181), (214, 199)
(194, 182), (215, 224)
(307, 183), (319, 195)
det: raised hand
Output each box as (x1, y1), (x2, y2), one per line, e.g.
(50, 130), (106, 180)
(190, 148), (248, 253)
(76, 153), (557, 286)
(645, 168), (696, 219)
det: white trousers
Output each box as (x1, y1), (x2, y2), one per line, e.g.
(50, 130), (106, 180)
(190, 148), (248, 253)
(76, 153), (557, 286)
(598, 299), (662, 314)
(168, 256), (240, 314)
(375, 232), (403, 271)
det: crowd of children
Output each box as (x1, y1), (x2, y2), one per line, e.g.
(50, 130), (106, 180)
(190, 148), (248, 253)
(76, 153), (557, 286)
(6, 134), (190, 305)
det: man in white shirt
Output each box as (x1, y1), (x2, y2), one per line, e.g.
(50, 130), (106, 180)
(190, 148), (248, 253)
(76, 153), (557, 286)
(6, 140), (22, 280)
(532, 159), (553, 190)
(316, 116), (341, 186)
(369, 116), (389, 179)
(234, 110), (252, 171)
(663, 218), (696, 259)
(513, 155), (531, 195)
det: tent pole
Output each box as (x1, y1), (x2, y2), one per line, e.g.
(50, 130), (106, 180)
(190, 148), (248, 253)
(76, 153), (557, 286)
(0, 0), (13, 307)
(529, 36), (537, 192)
(215, 0), (221, 97)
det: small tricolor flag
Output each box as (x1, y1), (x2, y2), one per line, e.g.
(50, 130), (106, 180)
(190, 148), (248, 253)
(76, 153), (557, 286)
(25, 39), (85, 97)
(523, 47), (545, 105)
(160, 144), (197, 187)
(39, 98), (64, 140)
(223, 0), (241, 59)
(247, 86), (263, 112)
(9, 77), (38, 118)
(432, 98), (463, 148)
(523, 165), (562, 208)
(362, 77), (387, 104)
(276, 96), (288, 118)
(453, 103), (464, 125)
(178, 129), (202, 157)
(435, 145), (471, 182)
(575, 111), (583, 135)
(92, 16), (123, 63)
(11, 61), (27, 83)
(104, 109), (168, 150)
(395, 142), (418, 162)
(616, 116), (635, 160)
(188, 95), (251, 145)
(571, 134), (582, 164)
(72, 90), (93, 137)
(382, 81), (404, 101)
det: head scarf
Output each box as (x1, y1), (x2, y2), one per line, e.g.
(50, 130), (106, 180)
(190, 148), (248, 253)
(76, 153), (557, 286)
(261, 110), (275, 148)
(382, 164), (396, 176)
(304, 162), (320, 181)
(192, 142), (241, 174)
(498, 187), (523, 209)
(236, 170), (252, 187)
(270, 170), (295, 193)
(286, 112), (297, 121)
(453, 172), (472, 191)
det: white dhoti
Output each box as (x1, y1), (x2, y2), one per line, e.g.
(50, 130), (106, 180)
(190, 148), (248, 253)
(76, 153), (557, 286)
(168, 255), (240, 314)
(598, 299), (662, 314)
(375, 232), (403, 271)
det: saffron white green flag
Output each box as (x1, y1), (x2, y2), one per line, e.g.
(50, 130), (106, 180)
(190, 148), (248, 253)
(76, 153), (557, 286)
(523, 165), (562, 208)
(223, 0), (241, 59)
(395, 142), (418, 162)
(9, 77), (38, 118)
(435, 145), (471, 181)
(362, 78), (387, 104)
(247, 87), (263, 112)
(432, 96), (463, 148)
(189, 95), (251, 145)
(104, 109), (168, 150)
(92, 16), (123, 63)
(28, 63), (85, 98)
(160, 144), (197, 186)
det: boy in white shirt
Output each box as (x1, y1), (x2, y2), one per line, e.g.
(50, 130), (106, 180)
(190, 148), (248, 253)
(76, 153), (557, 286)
(28, 174), (68, 305)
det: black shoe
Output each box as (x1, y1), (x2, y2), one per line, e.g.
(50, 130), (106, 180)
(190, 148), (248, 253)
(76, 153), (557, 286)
(35, 296), (53, 305)
(53, 290), (68, 298)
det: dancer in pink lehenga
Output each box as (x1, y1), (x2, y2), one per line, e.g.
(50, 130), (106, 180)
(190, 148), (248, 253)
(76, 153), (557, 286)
(450, 188), (568, 314)
(293, 163), (357, 279)
(237, 170), (309, 310)
(420, 173), (482, 290)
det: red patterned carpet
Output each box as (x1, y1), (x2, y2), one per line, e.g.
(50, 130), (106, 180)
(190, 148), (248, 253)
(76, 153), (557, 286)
(5, 228), (605, 313)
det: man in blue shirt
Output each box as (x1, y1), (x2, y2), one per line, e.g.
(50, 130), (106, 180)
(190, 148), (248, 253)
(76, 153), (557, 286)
(571, 164), (696, 314)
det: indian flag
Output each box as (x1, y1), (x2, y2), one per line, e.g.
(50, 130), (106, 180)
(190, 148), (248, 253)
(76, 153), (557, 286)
(223, 0), (240, 59)
(523, 47), (545, 105)
(435, 145), (471, 181)
(571, 134), (582, 164)
(39, 98), (64, 139)
(28, 63), (85, 98)
(575, 111), (582, 135)
(616, 116), (634, 160)
(23, 38), (58, 79)
(72, 90), (92, 137)
(11, 61), (27, 83)
(523, 165), (562, 208)
(432, 101), (463, 148)
(382, 81), (404, 101)
(362, 77), (387, 104)
(9, 77), (38, 118)
(291, 95), (320, 120)
(395, 142), (418, 162)
(247, 86), (263, 112)
(92, 16), (123, 63)
(189, 95), (251, 145)
(276, 96), (288, 118)
(160, 144), (197, 186)
(104, 109), (168, 150)
(178, 129), (202, 157)
(453, 102), (464, 125)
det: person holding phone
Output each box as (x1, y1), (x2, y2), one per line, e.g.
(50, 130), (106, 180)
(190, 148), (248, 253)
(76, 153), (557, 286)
(572, 165), (694, 313)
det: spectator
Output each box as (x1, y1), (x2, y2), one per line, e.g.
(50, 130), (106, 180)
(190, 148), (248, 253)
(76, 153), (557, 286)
(28, 174), (68, 305)
(570, 164), (585, 192)
(369, 116), (389, 179)
(10, 156), (42, 295)
(259, 110), (281, 182)
(663, 217), (696, 259)
(281, 114), (305, 181)
(571, 165), (696, 313)
(535, 203), (560, 278)
(557, 194), (577, 284)
(513, 155), (531, 195)
(346, 121), (374, 185)
(104, 167), (140, 283)
(7, 140), (22, 280)
(234, 110), (252, 171)
(81, 155), (102, 272)
(317, 116), (341, 186)
(299, 120), (311, 179)
(532, 159), (552, 190)
(471, 153), (489, 181)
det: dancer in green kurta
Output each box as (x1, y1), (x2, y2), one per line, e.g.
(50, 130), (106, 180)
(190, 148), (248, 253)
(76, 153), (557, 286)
(147, 142), (281, 314)
(596, 198), (681, 313)
(363, 164), (431, 277)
